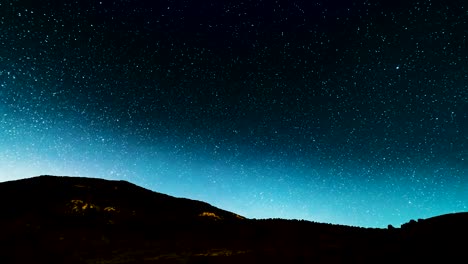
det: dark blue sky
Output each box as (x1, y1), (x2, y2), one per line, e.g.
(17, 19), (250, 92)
(1, 0), (467, 227)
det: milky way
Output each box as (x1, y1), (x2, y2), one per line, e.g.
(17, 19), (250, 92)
(1, 0), (467, 227)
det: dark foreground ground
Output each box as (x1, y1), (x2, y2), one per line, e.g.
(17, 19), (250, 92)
(0, 175), (466, 263)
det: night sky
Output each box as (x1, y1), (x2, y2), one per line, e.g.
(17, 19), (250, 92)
(1, 0), (467, 228)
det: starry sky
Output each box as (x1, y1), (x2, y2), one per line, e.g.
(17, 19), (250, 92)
(1, 0), (467, 228)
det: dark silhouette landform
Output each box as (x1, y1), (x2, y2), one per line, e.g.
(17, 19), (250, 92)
(0, 175), (466, 263)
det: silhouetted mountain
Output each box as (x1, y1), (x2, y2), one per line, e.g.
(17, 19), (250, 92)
(0, 175), (466, 263)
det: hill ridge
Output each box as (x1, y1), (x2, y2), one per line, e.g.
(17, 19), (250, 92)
(0, 175), (466, 264)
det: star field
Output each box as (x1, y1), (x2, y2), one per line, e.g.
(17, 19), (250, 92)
(0, 0), (467, 227)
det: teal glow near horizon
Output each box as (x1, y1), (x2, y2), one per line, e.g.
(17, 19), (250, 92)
(0, 116), (466, 228)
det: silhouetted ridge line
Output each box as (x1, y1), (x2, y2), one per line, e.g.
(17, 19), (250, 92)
(0, 175), (466, 264)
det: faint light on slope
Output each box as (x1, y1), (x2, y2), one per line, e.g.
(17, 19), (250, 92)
(68, 199), (97, 213)
(104, 206), (117, 212)
(199, 212), (222, 220)
(235, 214), (246, 220)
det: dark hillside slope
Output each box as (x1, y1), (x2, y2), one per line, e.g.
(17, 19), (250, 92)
(0, 175), (246, 263)
(0, 175), (466, 264)
(0, 175), (242, 223)
(399, 212), (468, 262)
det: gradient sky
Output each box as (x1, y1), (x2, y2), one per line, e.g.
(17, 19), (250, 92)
(1, 0), (467, 228)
